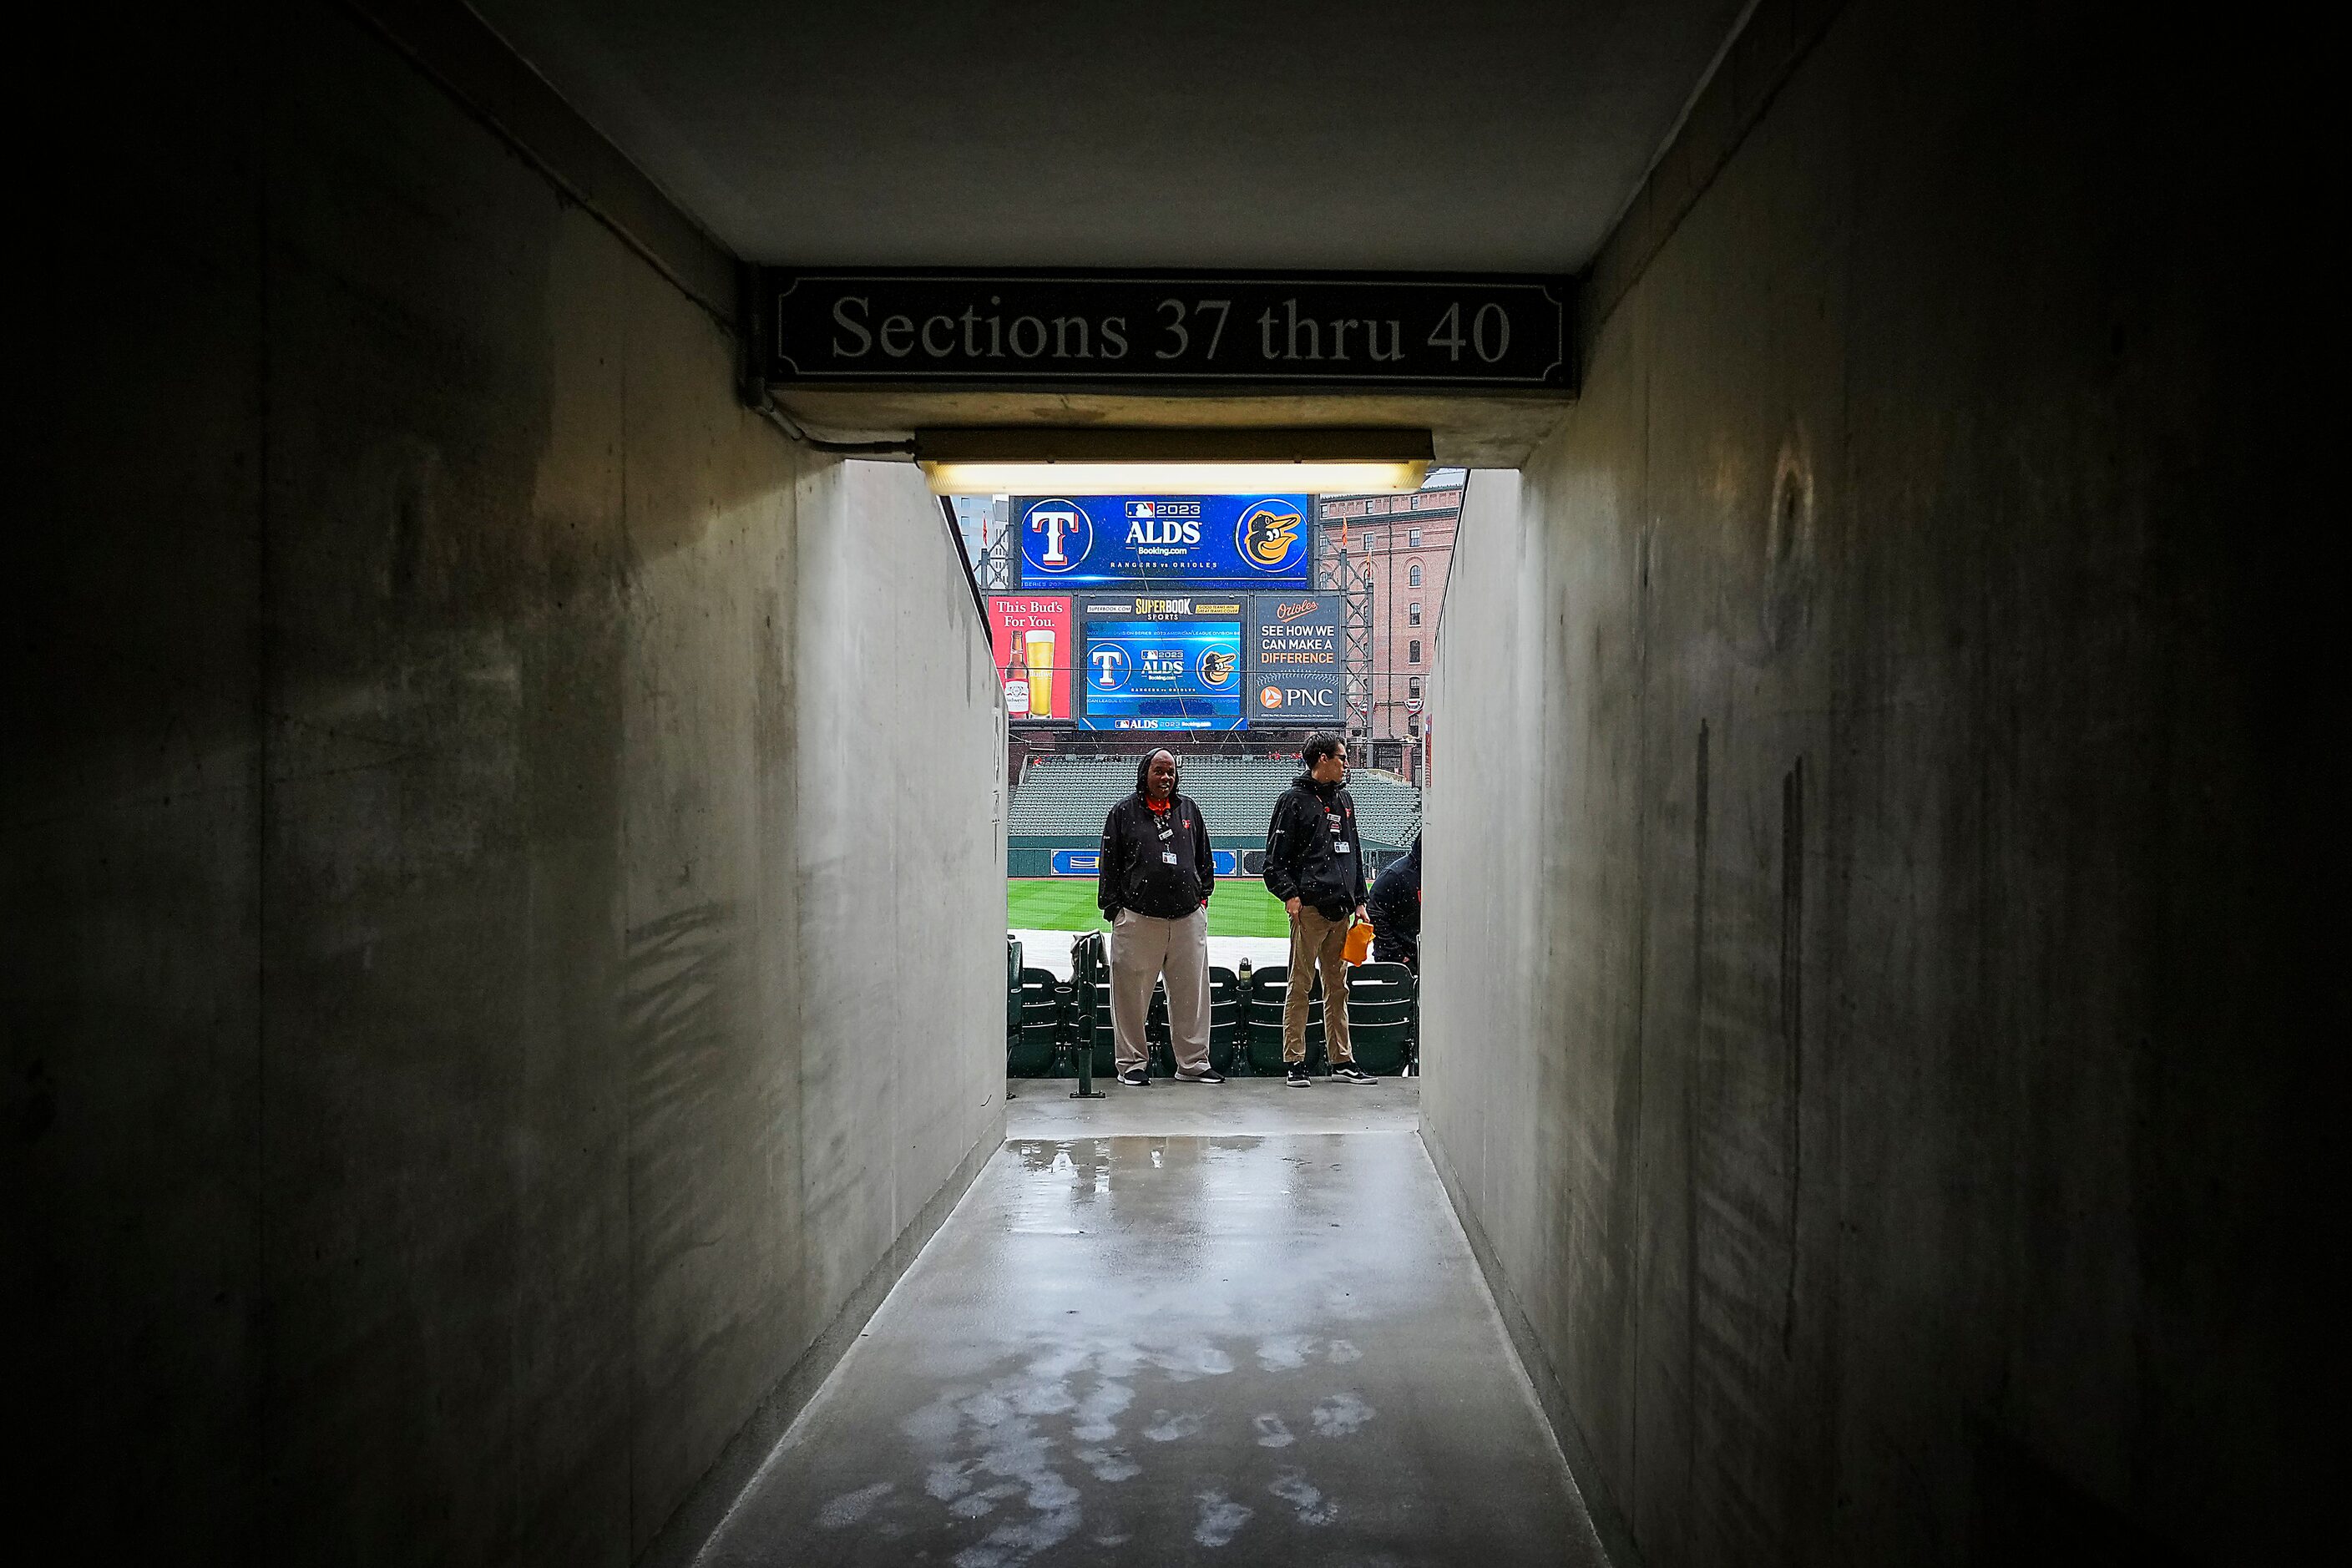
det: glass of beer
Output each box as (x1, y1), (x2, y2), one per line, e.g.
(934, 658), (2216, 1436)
(1024, 629), (1056, 716)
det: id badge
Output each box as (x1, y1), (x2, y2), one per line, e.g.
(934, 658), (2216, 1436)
(1335, 841), (1352, 854)
(1161, 850), (1180, 865)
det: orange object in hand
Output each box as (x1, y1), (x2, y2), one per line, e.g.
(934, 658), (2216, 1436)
(1343, 917), (1374, 966)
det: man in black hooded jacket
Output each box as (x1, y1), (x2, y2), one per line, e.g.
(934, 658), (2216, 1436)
(1367, 833), (1422, 969)
(1097, 749), (1222, 1086)
(1262, 732), (1373, 1086)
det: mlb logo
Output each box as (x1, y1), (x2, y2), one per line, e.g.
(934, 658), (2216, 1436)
(1129, 501), (1156, 519)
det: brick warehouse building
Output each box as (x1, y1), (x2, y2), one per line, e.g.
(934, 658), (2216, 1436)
(1316, 470), (1463, 783)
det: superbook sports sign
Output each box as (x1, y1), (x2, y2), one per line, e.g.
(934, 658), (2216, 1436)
(761, 269), (1572, 391)
(1016, 495), (1310, 588)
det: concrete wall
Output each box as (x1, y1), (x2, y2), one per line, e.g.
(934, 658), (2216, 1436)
(8, 8), (1003, 1564)
(1420, 2), (2309, 1564)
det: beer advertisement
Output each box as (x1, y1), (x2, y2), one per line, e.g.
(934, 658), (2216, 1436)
(986, 595), (1073, 721)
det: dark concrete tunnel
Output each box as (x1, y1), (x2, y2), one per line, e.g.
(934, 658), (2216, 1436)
(8, 2), (2317, 1565)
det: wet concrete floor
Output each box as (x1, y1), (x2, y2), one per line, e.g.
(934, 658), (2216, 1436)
(1005, 1075), (1423, 1137)
(703, 1085), (1604, 1566)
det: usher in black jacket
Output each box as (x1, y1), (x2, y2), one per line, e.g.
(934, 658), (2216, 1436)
(1367, 835), (1422, 965)
(1262, 773), (1368, 920)
(1097, 758), (1215, 919)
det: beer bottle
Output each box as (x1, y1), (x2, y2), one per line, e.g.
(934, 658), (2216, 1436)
(1003, 649), (1030, 718)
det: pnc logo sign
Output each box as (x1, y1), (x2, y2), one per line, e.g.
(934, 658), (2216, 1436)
(1024, 499), (1091, 574)
(1260, 685), (1285, 710)
(1260, 685), (1336, 710)
(1237, 503), (1304, 572)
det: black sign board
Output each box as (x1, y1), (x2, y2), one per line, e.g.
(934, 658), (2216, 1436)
(761, 269), (1571, 392)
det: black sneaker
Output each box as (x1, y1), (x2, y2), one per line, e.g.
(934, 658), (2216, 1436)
(1286, 1065), (1311, 1088)
(1328, 1065), (1376, 1085)
(1173, 1067), (1225, 1084)
(1118, 1067), (1149, 1087)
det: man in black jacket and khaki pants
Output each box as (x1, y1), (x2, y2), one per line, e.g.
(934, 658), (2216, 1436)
(1262, 732), (1375, 1087)
(1097, 750), (1223, 1087)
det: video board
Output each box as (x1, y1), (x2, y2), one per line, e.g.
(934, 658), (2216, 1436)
(989, 588), (1344, 731)
(1075, 594), (1245, 730)
(1014, 494), (1311, 588)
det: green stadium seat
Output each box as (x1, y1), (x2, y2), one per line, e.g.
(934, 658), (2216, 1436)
(1009, 966), (1065, 1076)
(1207, 966), (1242, 1074)
(1245, 963), (1329, 1073)
(1340, 963), (1415, 1075)
(1083, 975), (1117, 1078)
(1146, 981), (1171, 1076)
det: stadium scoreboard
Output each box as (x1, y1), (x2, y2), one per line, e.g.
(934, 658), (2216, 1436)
(990, 588), (1341, 731)
(1013, 493), (1312, 589)
(988, 493), (1344, 731)
(1078, 596), (1244, 730)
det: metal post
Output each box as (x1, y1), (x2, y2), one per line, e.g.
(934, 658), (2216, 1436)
(1070, 932), (1106, 1098)
(1321, 541), (1375, 751)
(1006, 933), (1022, 1100)
(977, 526), (1014, 592)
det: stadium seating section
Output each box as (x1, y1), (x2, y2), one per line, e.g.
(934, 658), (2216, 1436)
(1006, 935), (1419, 1079)
(1009, 754), (1421, 850)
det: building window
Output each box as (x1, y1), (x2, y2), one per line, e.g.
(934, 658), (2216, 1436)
(1408, 714), (1422, 736)
(1409, 529), (1423, 548)
(1408, 640), (1422, 665)
(1408, 601), (1422, 626)
(1409, 676), (1422, 699)
(1407, 561), (1423, 587)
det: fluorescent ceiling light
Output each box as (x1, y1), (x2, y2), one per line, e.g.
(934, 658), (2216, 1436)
(922, 460), (1426, 496)
(914, 427), (1432, 496)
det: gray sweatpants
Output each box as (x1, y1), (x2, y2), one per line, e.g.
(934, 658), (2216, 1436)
(1108, 906), (1211, 1075)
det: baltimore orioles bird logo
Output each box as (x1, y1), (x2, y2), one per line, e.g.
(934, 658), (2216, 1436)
(1198, 649), (1237, 687)
(1240, 504), (1302, 569)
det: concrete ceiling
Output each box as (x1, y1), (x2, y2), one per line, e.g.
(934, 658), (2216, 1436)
(472, 0), (1745, 275)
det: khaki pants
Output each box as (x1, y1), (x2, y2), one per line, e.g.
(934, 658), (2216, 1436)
(1108, 907), (1211, 1075)
(1284, 907), (1354, 1065)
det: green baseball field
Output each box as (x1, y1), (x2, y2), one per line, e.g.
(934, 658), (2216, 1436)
(1006, 878), (1291, 938)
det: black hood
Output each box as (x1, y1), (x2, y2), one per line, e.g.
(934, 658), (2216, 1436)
(1136, 751), (1182, 797)
(1294, 771), (1341, 797)
(1406, 834), (1422, 870)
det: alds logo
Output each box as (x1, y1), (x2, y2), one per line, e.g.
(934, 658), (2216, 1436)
(1237, 503), (1303, 570)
